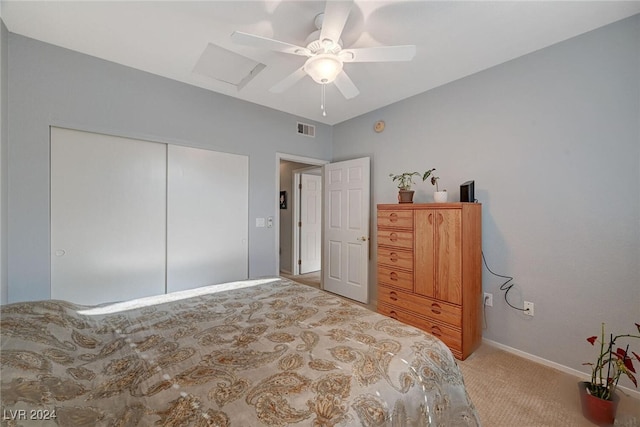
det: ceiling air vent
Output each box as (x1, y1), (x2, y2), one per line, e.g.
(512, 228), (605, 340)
(297, 122), (315, 137)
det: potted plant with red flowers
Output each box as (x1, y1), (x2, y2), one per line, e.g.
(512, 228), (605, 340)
(580, 322), (640, 425)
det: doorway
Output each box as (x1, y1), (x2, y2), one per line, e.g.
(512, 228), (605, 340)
(278, 155), (326, 286)
(276, 154), (371, 305)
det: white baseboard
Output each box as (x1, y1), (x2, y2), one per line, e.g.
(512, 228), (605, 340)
(482, 338), (640, 400)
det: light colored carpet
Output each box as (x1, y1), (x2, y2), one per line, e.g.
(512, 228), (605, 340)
(280, 271), (321, 288)
(281, 271), (379, 310)
(458, 343), (640, 426)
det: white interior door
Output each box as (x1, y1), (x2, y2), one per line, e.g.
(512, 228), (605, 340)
(51, 127), (166, 305)
(167, 145), (248, 292)
(323, 157), (370, 303)
(300, 173), (322, 273)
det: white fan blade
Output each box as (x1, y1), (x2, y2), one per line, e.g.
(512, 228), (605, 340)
(333, 71), (359, 99)
(320, 0), (353, 46)
(231, 31), (310, 56)
(269, 67), (308, 93)
(341, 45), (416, 63)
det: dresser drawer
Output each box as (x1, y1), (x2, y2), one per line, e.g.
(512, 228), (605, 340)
(377, 210), (414, 229)
(378, 303), (462, 353)
(378, 285), (462, 327)
(377, 266), (413, 291)
(377, 247), (413, 270)
(377, 229), (413, 249)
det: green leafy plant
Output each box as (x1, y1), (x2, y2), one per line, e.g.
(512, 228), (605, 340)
(425, 169), (445, 192)
(431, 176), (442, 191)
(583, 322), (640, 401)
(389, 172), (421, 190)
(422, 168), (436, 186)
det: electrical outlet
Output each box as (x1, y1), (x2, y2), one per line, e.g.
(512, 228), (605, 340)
(484, 292), (493, 307)
(524, 301), (534, 316)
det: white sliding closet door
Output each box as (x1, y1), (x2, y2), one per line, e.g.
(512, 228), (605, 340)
(167, 145), (248, 292)
(51, 127), (166, 305)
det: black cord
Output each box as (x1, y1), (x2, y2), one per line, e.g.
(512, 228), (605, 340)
(481, 251), (528, 312)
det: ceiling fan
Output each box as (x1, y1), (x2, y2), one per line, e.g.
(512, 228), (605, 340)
(231, 0), (416, 116)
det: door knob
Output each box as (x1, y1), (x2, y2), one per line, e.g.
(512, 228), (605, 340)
(357, 236), (369, 242)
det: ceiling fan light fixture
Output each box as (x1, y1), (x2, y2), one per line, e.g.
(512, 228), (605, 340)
(304, 54), (343, 84)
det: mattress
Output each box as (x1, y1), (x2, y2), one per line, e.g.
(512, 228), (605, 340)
(0, 277), (480, 426)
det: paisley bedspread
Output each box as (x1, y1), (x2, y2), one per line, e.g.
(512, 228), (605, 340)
(0, 277), (479, 426)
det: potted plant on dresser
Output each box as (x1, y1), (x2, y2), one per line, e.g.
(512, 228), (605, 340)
(580, 322), (640, 425)
(389, 172), (421, 203)
(429, 171), (448, 202)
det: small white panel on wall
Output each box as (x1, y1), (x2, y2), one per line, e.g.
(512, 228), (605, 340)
(167, 145), (248, 292)
(50, 127), (167, 305)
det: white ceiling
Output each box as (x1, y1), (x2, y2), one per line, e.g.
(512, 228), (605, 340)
(2, 1), (639, 125)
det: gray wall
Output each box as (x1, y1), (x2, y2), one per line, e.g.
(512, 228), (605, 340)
(0, 19), (7, 305)
(333, 15), (640, 383)
(7, 34), (332, 303)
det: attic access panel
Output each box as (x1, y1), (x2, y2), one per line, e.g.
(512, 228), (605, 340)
(193, 43), (265, 90)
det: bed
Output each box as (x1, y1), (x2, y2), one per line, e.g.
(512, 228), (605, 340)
(1, 277), (480, 426)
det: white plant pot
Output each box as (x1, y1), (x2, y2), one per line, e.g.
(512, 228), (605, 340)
(434, 191), (448, 203)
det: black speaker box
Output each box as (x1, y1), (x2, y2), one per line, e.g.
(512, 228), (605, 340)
(460, 180), (475, 202)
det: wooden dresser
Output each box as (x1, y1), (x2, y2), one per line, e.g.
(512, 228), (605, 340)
(377, 203), (482, 360)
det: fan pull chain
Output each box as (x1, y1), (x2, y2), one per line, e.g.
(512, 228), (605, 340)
(321, 84), (327, 117)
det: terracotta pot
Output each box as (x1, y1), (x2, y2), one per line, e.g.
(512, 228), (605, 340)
(398, 190), (414, 203)
(578, 381), (619, 426)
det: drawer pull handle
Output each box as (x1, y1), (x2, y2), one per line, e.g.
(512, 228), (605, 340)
(389, 272), (398, 281)
(389, 291), (398, 301)
(431, 326), (442, 337)
(389, 213), (398, 223)
(430, 303), (442, 315)
(389, 232), (398, 242)
(389, 252), (398, 262)
(389, 311), (398, 319)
